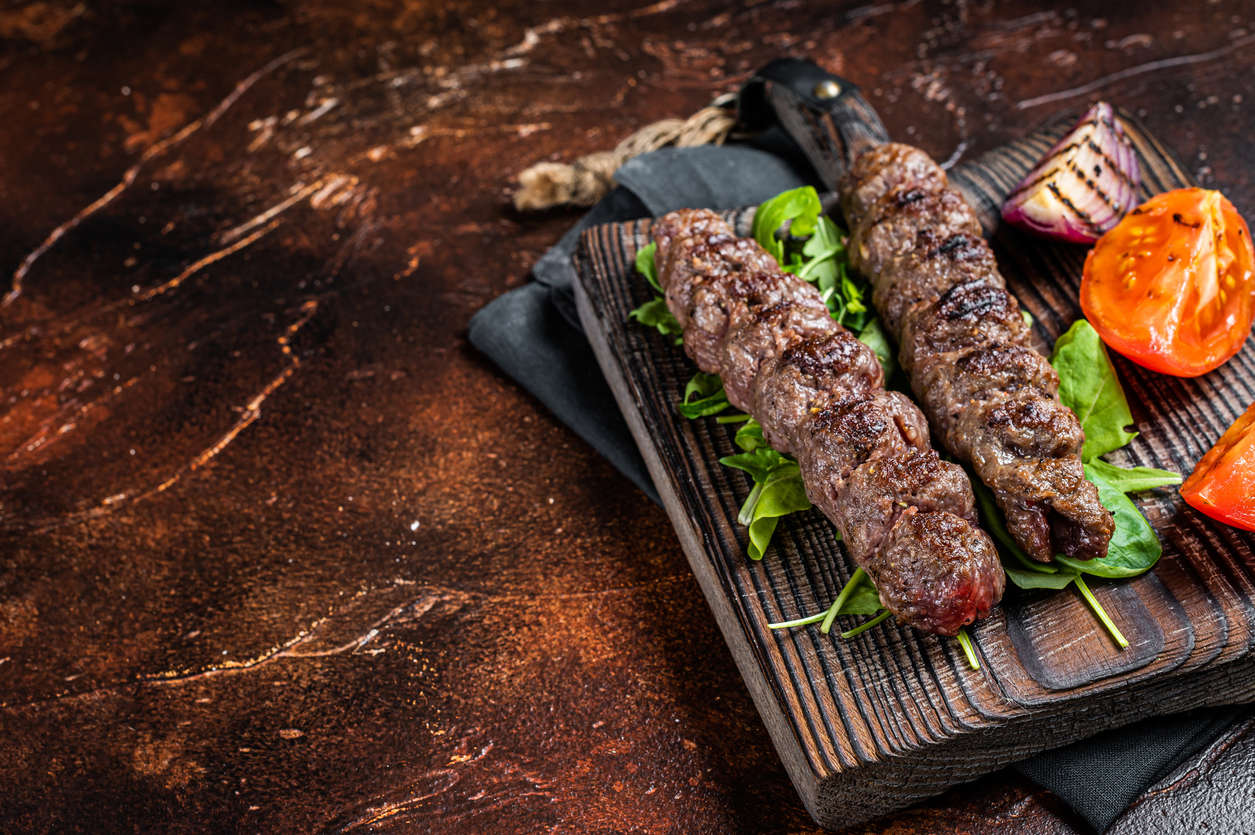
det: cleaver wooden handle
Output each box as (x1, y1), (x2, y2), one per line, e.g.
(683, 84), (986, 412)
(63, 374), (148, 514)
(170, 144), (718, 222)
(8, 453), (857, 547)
(738, 57), (888, 192)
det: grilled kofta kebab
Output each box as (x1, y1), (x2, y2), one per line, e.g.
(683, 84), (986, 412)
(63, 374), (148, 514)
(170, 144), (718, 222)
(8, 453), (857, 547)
(653, 208), (1003, 635)
(840, 144), (1114, 563)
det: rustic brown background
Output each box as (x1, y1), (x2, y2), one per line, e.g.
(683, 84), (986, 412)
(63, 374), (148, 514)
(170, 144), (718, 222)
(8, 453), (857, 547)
(1, 1), (1253, 832)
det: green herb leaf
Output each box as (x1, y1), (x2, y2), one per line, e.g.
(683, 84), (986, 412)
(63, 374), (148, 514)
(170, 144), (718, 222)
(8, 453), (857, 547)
(1084, 458), (1182, 493)
(733, 418), (770, 452)
(719, 458), (812, 561)
(818, 567), (882, 634)
(752, 186), (824, 262)
(972, 479), (1059, 576)
(955, 628), (981, 670)
(628, 296), (682, 338)
(829, 578), (884, 617)
(797, 215), (844, 292)
(1053, 463), (1163, 579)
(719, 447), (788, 484)
(1072, 574), (1129, 648)
(683, 371), (721, 402)
(767, 574), (880, 629)
(636, 241), (660, 292)
(857, 316), (897, 379)
(1004, 565), (1079, 590)
(1052, 319), (1137, 461)
(840, 609), (892, 638)
(677, 371), (730, 418)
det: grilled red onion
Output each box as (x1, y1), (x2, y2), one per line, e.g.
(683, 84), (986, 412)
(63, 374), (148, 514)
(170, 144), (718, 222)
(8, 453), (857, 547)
(1001, 101), (1140, 243)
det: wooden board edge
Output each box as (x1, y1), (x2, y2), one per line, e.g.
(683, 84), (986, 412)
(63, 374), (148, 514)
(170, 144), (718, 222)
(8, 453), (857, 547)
(570, 204), (1255, 828)
(573, 259), (826, 822)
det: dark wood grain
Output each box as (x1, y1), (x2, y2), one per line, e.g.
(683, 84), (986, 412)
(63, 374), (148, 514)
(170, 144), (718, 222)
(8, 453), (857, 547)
(573, 110), (1255, 827)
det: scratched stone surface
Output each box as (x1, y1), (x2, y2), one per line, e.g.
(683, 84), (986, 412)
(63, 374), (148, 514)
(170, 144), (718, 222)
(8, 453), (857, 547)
(0, 1), (1252, 832)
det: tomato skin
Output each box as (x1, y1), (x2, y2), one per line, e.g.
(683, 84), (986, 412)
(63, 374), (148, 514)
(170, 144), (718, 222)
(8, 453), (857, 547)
(1181, 401), (1255, 532)
(1080, 188), (1255, 377)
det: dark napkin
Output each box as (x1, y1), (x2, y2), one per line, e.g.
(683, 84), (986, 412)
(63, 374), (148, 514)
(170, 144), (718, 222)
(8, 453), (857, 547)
(469, 144), (1244, 833)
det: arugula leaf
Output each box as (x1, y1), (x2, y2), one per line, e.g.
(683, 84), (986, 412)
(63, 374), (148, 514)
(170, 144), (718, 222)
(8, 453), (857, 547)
(636, 242), (660, 292)
(1053, 463), (1164, 579)
(768, 567), (882, 627)
(836, 270), (870, 330)
(797, 215), (845, 295)
(829, 577), (883, 616)
(677, 371), (730, 418)
(628, 297), (682, 339)
(1052, 319), (1137, 461)
(819, 566), (880, 632)
(752, 186), (824, 262)
(841, 609), (892, 638)
(1044, 320), (1176, 582)
(627, 240), (682, 341)
(1084, 458), (1182, 493)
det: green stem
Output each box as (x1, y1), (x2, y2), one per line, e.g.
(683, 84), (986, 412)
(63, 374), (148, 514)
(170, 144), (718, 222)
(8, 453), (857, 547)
(820, 567), (868, 635)
(737, 481), (765, 526)
(955, 628), (980, 670)
(841, 609), (892, 639)
(767, 611), (828, 630)
(1073, 575), (1129, 649)
(716, 414), (752, 424)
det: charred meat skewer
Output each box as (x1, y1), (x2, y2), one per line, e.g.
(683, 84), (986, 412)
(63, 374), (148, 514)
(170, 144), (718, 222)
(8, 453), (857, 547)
(653, 208), (1004, 635)
(841, 144), (1115, 562)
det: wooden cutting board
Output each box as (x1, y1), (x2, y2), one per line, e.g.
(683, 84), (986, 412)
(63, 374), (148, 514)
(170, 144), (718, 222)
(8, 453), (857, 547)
(572, 85), (1255, 829)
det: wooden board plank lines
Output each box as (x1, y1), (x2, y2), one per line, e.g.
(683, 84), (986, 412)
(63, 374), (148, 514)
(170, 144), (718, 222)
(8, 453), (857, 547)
(573, 114), (1255, 829)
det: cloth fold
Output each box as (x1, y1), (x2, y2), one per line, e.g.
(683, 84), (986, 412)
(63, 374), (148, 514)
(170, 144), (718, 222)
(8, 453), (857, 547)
(469, 142), (1243, 834)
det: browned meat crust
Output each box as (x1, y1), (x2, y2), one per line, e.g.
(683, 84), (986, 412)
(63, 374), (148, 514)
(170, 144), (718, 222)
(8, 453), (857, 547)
(841, 143), (1114, 562)
(652, 209), (1003, 635)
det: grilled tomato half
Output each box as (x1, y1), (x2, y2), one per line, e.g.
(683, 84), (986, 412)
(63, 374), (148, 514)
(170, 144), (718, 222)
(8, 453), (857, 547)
(1080, 188), (1255, 377)
(1181, 400), (1255, 531)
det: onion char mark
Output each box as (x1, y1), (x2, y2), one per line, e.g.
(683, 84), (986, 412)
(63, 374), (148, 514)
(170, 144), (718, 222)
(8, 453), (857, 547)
(1003, 122), (1137, 207)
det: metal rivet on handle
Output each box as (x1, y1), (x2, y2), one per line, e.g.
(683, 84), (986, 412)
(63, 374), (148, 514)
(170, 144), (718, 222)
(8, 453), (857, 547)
(813, 80), (841, 100)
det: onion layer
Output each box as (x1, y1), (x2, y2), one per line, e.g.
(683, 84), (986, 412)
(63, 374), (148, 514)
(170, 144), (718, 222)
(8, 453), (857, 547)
(1001, 102), (1140, 243)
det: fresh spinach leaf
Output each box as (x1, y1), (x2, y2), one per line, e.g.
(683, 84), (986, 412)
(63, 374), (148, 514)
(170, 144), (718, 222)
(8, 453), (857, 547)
(719, 447), (788, 484)
(856, 316), (897, 379)
(1084, 458), (1182, 493)
(1052, 319), (1137, 461)
(636, 241), (660, 292)
(677, 371), (730, 418)
(1004, 565), (1079, 590)
(719, 457), (812, 561)
(972, 479), (1060, 577)
(1054, 463), (1164, 579)
(628, 297), (682, 339)
(733, 418), (770, 452)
